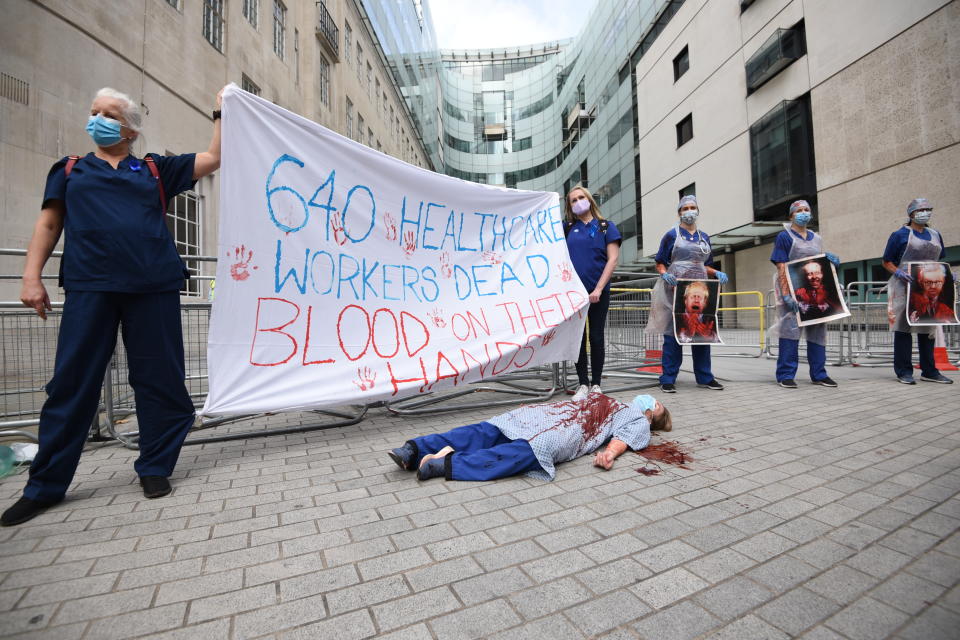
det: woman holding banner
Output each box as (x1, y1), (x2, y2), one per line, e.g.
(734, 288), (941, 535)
(647, 195), (727, 393)
(2, 87), (224, 527)
(564, 186), (621, 401)
(881, 198), (953, 385)
(769, 200), (841, 389)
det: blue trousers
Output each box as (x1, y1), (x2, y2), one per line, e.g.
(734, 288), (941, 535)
(893, 331), (938, 378)
(659, 334), (713, 385)
(776, 338), (828, 382)
(409, 422), (542, 481)
(25, 291), (196, 502)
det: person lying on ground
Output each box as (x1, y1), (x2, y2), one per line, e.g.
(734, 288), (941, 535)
(387, 392), (671, 481)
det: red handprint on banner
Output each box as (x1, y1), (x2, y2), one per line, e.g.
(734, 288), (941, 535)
(228, 245), (257, 281)
(428, 308), (446, 328)
(541, 329), (557, 347)
(402, 230), (417, 257)
(353, 367), (377, 391)
(439, 252), (453, 278)
(481, 251), (503, 265)
(331, 212), (347, 246)
(384, 211), (398, 242)
(559, 261), (573, 282)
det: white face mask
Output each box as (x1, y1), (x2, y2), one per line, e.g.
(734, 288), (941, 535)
(679, 209), (698, 224)
(913, 211), (932, 225)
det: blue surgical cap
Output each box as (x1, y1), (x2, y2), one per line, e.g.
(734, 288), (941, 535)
(789, 200), (810, 216)
(907, 198), (932, 215)
(677, 195), (698, 211)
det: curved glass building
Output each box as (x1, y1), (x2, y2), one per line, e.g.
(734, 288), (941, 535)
(366, 0), (686, 264)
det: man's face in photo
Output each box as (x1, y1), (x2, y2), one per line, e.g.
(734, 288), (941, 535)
(802, 262), (823, 290)
(919, 270), (945, 301)
(684, 286), (708, 314)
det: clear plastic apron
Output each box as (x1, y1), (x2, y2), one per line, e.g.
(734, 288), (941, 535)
(768, 224), (826, 344)
(647, 227), (710, 336)
(887, 227), (942, 335)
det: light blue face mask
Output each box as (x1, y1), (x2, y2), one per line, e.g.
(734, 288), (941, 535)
(86, 114), (124, 147)
(912, 211), (932, 225)
(793, 212), (812, 227)
(631, 394), (657, 414)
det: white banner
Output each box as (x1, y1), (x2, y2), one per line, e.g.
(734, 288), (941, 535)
(201, 87), (588, 415)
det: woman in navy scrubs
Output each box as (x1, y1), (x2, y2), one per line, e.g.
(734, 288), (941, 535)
(2, 87), (223, 526)
(646, 195), (727, 393)
(564, 186), (621, 400)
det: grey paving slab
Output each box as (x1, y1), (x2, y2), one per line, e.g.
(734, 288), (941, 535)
(0, 368), (957, 639)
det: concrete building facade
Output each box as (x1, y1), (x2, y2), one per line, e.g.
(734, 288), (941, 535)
(634, 0), (960, 297)
(0, 0), (433, 299)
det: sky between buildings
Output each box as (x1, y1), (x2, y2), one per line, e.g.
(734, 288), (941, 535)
(429, 0), (598, 50)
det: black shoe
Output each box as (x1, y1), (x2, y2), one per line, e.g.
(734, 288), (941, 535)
(698, 379), (724, 390)
(897, 375), (916, 385)
(1, 496), (60, 527)
(778, 379), (798, 389)
(920, 373), (954, 384)
(812, 377), (838, 387)
(139, 476), (172, 499)
(660, 383), (676, 393)
(388, 443), (416, 471)
(417, 456), (446, 481)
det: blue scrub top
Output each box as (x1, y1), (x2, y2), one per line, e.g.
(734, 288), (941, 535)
(769, 228), (814, 264)
(655, 227), (716, 267)
(565, 218), (622, 291)
(882, 226), (945, 265)
(43, 152), (197, 292)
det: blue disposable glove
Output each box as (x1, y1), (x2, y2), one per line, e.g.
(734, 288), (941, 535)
(782, 296), (799, 312)
(660, 273), (678, 286)
(894, 268), (913, 284)
(714, 271), (728, 285)
(825, 252), (840, 266)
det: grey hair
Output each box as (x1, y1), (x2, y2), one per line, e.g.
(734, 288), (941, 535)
(918, 263), (947, 280)
(94, 87), (142, 132)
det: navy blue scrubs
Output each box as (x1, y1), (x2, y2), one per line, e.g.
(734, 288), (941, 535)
(566, 218), (621, 386)
(25, 152), (198, 502)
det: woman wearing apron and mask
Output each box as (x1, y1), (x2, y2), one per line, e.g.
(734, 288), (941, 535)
(648, 195), (728, 393)
(769, 200), (840, 388)
(882, 198), (953, 385)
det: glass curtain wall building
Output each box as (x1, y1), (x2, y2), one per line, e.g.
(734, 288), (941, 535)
(366, 0), (684, 263)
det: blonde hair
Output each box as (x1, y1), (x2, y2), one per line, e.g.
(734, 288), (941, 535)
(684, 280), (710, 301)
(93, 87), (142, 133)
(564, 185), (604, 224)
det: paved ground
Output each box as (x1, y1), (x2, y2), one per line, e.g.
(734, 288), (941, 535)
(1, 358), (958, 639)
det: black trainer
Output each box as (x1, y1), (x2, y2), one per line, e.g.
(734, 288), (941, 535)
(660, 383), (677, 393)
(920, 373), (954, 384)
(698, 379), (724, 390)
(812, 377), (838, 387)
(139, 476), (172, 499)
(1, 496), (60, 527)
(778, 379), (798, 389)
(388, 443), (416, 471)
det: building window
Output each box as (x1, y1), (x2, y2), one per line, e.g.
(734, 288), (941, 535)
(294, 28), (300, 84)
(368, 127), (374, 147)
(366, 63), (373, 98)
(202, 0), (225, 52)
(375, 79), (381, 113)
(346, 98), (354, 139)
(273, 0), (286, 60)
(376, 139), (382, 152)
(673, 45), (689, 82)
(745, 21), (807, 94)
(242, 0), (258, 29)
(679, 183), (696, 199)
(344, 22), (352, 64)
(318, 54), (331, 107)
(356, 44), (363, 82)
(357, 114), (365, 143)
(165, 0), (181, 10)
(165, 190), (202, 296)
(513, 137), (532, 152)
(241, 74), (261, 96)
(676, 113), (693, 147)
(749, 95), (817, 220)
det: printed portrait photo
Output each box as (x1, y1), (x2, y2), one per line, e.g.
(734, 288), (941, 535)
(672, 279), (723, 345)
(907, 262), (959, 326)
(785, 254), (850, 327)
